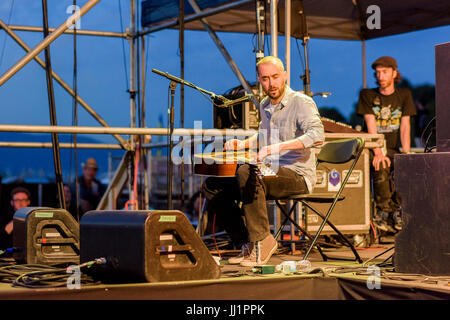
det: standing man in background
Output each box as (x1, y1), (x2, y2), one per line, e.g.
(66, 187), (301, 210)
(71, 158), (106, 218)
(357, 56), (416, 233)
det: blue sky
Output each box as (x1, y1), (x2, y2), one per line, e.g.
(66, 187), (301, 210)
(0, 0), (449, 146)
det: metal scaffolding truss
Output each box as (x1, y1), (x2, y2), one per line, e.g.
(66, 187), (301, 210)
(0, 0), (261, 210)
(0, 0), (387, 211)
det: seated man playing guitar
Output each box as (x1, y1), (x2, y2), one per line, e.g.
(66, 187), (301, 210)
(202, 56), (325, 267)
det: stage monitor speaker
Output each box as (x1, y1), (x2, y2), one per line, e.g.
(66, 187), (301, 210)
(80, 210), (221, 283)
(13, 207), (80, 265)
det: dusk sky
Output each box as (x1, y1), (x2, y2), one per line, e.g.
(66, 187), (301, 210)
(0, 0), (449, 146)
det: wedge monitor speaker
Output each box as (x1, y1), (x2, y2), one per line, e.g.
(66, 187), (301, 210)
(13, 207), (80, 265)
(80, 210), (221, 283)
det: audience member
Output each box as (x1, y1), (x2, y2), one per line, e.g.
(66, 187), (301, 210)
(71, 158), (106, 217)
(0, 186), (31, 250)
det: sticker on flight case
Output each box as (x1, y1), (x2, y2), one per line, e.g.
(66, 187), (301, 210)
(315, 170), (326, 188)
(343, 169), (363, 188)
(159, 215), (176, 222)
(34, 211), (54, 218)
(328, 169), (341, 192)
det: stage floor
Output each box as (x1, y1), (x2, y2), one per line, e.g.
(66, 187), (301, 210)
(0, 242), (449, 301)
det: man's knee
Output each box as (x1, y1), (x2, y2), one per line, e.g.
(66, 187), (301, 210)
(202, 177), (219, 200)
(236, 164), (250, 179)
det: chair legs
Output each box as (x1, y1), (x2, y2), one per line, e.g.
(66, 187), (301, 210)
(274, 200), (328, 261)
(274, 199), (363, 264)
(301, 201), (363, 263)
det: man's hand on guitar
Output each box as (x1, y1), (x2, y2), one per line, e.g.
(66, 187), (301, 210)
(256, 145), (280, 162)
(224, 139), (245, 151)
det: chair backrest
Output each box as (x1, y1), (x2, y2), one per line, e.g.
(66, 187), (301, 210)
(317, 138), (365, 164)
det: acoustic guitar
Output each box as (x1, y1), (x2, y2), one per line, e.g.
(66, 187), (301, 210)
(193, 150), (276, 177)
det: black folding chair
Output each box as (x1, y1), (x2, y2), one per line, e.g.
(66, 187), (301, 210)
(271, 138), (365, 263)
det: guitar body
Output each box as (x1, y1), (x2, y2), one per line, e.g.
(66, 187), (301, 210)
(194, 162), (238, 177)
(193, 151), (256, 177)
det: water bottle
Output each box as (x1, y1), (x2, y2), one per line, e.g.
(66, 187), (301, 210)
(296, 259), (312, 272)
(275, 261), (297, 274)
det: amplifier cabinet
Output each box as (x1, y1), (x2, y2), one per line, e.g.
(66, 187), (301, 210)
(305, 148), (371, 235)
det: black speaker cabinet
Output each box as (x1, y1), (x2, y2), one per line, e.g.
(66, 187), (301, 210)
(13, 207), (80, 265)
(394, 153), (450, 275)
(435, 42), (450, 152)
(80, 210), (221, 283)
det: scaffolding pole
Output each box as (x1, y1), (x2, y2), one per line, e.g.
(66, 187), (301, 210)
(141, 34), (150, 209)
(128, 0), (137, 207)
(0, 142), (123, 149)
(285, 0), (291, 85)
(5, 24), (127, 38)
(270, 0), (278, 57)
(0, 124), (258, 137)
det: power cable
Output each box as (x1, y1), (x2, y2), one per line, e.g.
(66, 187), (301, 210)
(0, 259), (106, 289)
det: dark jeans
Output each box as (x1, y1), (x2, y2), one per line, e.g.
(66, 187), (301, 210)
(370, 149), (402, 213)
(202, 164), (309, 245)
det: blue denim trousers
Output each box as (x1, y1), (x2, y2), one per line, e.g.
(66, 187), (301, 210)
(202, 164), (308, 245)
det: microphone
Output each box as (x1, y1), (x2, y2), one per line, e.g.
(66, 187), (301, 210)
(219, 94), (254, 107)
(152, 68), (231, 104)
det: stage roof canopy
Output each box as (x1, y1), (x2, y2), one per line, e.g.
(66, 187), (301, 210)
(141, 0), (450, 40)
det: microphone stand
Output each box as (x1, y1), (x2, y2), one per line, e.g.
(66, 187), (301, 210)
(154, 69), (227, 210)
(167, 80), (177, 210)
(298, 1), (331, 99)
(298, 1), (311, 97)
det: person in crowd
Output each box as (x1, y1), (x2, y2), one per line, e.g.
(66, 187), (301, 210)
(57, 184), (79, 220)
(71, 158), (106, 217)
(0, 186), (31, 251)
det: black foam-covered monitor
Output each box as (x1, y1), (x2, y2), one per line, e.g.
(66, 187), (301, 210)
(13, 207), (80, 265)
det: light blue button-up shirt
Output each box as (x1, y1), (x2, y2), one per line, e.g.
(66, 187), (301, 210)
(258, 86), (325, 193)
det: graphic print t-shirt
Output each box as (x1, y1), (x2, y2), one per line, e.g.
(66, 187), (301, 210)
(357, 88), (416, 150)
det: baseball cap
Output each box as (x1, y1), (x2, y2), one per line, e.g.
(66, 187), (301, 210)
(371, 56), (398, 70)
